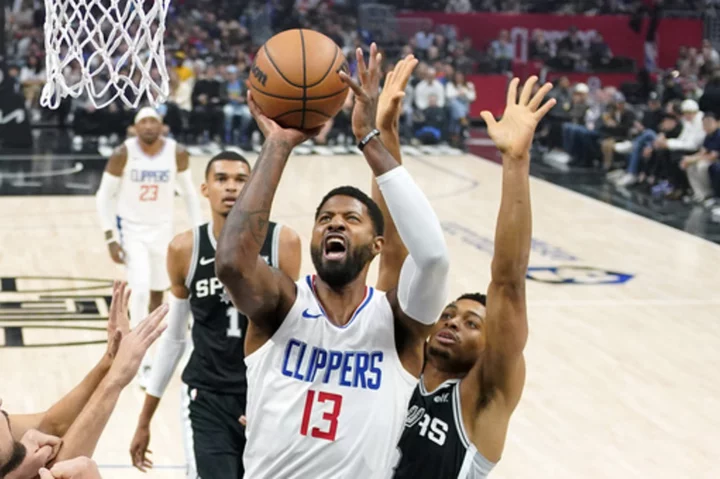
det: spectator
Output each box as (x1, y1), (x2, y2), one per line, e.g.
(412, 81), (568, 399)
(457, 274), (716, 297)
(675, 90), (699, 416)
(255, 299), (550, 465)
(446, 71), (476, 146)
(553, 26), (586, 71)
(490, 30), (514, 73)
(588, 34), (613, 70)
(446, 0), (473, 13)
(598, 93), (635, 170)
(414, 67), (445, 112)
(529, 30), (551, 62)
(559, 83), (592, 160)
(699, 70), (720, 119)
(18, 55), (44, 109)
(650, 99), (705, 198)
(190, 64), (224, 143)
(414, 94), (448, 145)
(222, 66), (252, 147)
(681, 112), (720, 203)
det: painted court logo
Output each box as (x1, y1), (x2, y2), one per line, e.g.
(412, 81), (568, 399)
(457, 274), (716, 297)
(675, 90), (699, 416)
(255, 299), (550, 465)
(0, 276), (112, 348)
(526, 266), (634, 285)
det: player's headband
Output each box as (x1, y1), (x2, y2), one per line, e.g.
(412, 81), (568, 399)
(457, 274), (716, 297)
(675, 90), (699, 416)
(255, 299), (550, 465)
(134, 107), (162, 124)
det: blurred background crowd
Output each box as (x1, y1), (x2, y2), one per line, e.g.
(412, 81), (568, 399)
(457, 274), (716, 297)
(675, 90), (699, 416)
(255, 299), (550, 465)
(2, 0), (720, 212)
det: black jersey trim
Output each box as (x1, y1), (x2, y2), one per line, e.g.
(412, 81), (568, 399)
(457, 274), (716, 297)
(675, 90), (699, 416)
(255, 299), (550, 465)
(418, 376), (461, 396)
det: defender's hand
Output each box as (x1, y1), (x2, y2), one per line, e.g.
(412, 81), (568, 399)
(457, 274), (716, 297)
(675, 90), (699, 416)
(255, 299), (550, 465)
(339, 43), (382, 141)
(481, 76), (556, 160)
(130, 425), (153, 472)
(377, 54), (418, 131)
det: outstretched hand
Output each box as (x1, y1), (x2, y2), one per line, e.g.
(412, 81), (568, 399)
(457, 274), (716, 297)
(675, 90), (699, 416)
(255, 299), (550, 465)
(246, 91), (322, 148)
(339, 43), (382, 141)
(106, 280), (131, 359)
(377, 54), (418, 131)
(481, 76), (556, 160)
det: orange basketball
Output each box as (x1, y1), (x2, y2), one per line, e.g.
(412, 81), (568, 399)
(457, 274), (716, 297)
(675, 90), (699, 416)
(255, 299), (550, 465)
(249, 29), (349, 130)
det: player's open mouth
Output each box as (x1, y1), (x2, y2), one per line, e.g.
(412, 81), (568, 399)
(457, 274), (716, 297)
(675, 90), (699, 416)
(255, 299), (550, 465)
(323, 233), (347, 260)
(436, 330), (458, 345)
(222, 197), (236, 206)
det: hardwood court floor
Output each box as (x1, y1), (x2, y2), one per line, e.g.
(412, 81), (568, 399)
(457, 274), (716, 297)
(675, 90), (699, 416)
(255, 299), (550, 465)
(1, 153), (719, 478)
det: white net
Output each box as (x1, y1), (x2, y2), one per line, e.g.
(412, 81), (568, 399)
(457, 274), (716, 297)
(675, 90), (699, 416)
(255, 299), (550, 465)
(41, 0), (171, 110)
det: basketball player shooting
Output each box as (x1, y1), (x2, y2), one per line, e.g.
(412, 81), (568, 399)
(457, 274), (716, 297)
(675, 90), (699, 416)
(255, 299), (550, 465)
(95, 107), (203, 386)
(388, 77), (556, 478)
(129, 151), (302, 478)
(215, 43), (450, 479)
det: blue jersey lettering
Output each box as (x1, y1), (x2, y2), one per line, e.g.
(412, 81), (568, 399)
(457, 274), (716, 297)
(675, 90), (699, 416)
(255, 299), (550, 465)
(281, 338), (384, 390)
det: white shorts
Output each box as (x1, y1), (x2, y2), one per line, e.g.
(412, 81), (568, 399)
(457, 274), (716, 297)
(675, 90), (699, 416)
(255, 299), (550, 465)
(117, 217), (173, 292)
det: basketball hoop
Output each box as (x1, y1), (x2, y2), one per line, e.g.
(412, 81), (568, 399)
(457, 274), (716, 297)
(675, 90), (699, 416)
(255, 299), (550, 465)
(40, 0), (171, 110)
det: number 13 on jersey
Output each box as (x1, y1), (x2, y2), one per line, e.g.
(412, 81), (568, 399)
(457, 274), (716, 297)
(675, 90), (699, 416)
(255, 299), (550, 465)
(300, 390), (343, 441)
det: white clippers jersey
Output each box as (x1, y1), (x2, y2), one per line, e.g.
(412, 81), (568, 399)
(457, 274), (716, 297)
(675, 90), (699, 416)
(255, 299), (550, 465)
(244, 275), (417, 479)
(116, 137), (178, 225)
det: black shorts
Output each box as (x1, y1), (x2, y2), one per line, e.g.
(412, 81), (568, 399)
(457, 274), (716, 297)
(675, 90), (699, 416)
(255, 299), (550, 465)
(181, 385), (246, 479)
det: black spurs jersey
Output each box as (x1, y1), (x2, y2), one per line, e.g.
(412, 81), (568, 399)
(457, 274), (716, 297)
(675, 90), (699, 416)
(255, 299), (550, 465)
(393, 378), (495, 479)
(181, 221), (281, 395)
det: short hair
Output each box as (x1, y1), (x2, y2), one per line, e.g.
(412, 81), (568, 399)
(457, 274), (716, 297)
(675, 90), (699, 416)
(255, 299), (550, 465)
(457, 292), (487, 306)
(205, 151), (251, 178)
(704, 112), (717, 121)
(315, 186), (385, 236)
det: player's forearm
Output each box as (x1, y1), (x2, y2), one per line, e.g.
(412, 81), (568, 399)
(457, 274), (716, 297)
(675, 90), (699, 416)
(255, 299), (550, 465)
(374, 126), (408, 290)
(491, 154), (532, 285)
(216, 138), (292, 279)
(52, 376), (124, 462)
(136, 395), (161, 428)
(38, 354), (113, 437)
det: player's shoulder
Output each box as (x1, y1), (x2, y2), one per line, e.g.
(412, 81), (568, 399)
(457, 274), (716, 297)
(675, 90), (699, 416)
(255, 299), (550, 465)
(168, 227), (197, 260)
(277, 223), (301, 249)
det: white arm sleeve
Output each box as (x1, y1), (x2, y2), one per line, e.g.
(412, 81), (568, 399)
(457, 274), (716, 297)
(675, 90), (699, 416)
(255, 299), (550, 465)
(176, 169), (203, 227)
(376, 166), (449, 325)
(95, 172), (121, 233)
(145, 294), (191, 398)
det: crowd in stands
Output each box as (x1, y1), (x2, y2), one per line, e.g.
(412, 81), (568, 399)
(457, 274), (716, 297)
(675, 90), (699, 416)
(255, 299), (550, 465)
(1, 0), (716, 166)
(539, 37), (720, 218)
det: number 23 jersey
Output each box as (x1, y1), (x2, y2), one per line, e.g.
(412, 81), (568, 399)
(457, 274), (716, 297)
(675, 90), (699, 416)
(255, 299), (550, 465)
(243, 275), (417, 479)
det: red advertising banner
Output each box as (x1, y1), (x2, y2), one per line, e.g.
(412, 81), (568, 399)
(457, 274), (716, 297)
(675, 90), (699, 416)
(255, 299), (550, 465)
(397, 12), (702, 69)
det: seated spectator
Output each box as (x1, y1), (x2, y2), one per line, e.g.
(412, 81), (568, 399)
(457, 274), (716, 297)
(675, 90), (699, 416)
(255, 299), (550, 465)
(414, 67), (445, 114)
(489, 30), (513, 73)
(222, 66), (252, 148)
(650, 99), (705, 198)
(699, 70), (720, 119)
(615, 98), (682, 186)
(414, 94), (448, 145)
(681, 112), (720, 204)
(0, 282), (166, 479)
(529, 30), (551, 62)
(445, 0), (472, 13)
(559, 83), (592, 162)
(445, 71), (476, 147)
(598, 93), (635, 170)
(589, 34), (613, 69)
(550, 26), (586, 71)
(190, 64), (224, 144)
(18, 55), (44, 109)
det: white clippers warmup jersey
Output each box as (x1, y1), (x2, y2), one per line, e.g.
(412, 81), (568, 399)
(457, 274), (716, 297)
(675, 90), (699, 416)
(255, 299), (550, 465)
(244, 275), (417, 479)
(116, 137), (178, 225)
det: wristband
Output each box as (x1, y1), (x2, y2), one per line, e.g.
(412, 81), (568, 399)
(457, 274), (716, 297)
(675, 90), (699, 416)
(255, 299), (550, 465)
(357, 129), (381, 151)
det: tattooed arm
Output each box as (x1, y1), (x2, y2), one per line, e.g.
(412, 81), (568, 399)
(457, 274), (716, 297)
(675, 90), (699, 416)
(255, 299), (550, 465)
(215, 92), (317, 351)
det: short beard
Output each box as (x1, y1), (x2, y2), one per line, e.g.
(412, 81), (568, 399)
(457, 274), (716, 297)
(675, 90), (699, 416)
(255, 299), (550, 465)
(311, 242), (374, 289)
(0, 441), (27, 476)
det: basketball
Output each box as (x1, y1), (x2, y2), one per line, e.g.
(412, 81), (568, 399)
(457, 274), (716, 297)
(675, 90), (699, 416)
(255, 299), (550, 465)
(248, 29), (349, 130)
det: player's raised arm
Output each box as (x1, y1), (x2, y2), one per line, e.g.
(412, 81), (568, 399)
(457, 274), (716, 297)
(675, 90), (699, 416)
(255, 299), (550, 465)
(175, 145), (203, 227)
(215, 98), (318, 335)
(130, 232), (193, 472)
(373, 55), (418, 292)
(96, 144), (127, 264)
(464, 77), (555, 457)
(341, 44), (449, 347)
